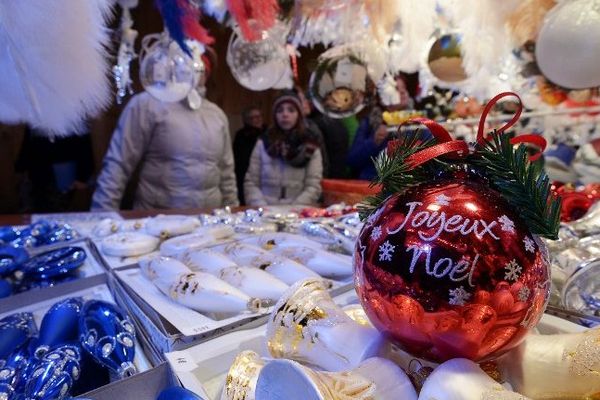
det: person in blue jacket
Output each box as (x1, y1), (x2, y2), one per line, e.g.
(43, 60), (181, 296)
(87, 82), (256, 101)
(346, 107), (389, 180)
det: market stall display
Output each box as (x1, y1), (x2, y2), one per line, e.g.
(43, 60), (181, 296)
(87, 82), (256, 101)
(2, 0), (600, 398)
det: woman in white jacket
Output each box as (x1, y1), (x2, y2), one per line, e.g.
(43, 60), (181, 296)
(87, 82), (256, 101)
(91, 91), (239, 210)
(244, 91), (323, 206)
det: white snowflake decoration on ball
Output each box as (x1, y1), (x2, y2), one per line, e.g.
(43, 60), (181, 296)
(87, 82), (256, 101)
(523, 236), (536, 253)
(504, 259), (522, 281)
(370, 226), (382, 242)
(449, 286), (471, 306)
(435, 194), (451, 206)
(518, 286), (531, 302)
(378, 240), (395, 262)
(498, 215), (515, 233)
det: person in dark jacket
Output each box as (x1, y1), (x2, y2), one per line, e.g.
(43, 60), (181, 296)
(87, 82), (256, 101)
(309, 108), (350, 179)
(15, 127), (95, 212)
(346, 107), (389, 180)
(233, 106), (266, 205)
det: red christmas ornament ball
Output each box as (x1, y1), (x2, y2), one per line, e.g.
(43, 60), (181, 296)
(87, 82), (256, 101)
(354, 179), (550, 363)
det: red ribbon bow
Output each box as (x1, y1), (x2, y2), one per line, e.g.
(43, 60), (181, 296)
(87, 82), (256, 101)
(389, 92), (547, 169)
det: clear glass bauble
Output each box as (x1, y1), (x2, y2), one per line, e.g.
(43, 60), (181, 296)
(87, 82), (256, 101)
(139, 37), (203, 103)
(308, 51), (374, 118)
(226, 26), (288, 92)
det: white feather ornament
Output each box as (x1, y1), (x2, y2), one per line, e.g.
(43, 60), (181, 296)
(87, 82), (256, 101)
(393, 0), (437, 73)
(450, 0), (520, 99)
(0, 0), (113, 136)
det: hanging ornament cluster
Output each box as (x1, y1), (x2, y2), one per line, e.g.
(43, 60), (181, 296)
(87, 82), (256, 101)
(154, 0), (215, 56)
(226, 0), (280, 42)
(354, 92), (561, 363)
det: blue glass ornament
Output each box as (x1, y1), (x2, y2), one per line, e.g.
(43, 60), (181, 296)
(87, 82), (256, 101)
(24, 345), (81, 400)
(32, 298), (83, 358)
(0, 313), (36, 360)
(0, 280), (12, 298)
(0, 382), (15, 400)
(28, 222), (52, 242)
(0, 339), (34, 397)
(79, 301), (137, 379)
(0, 246), (28, 277)
(21, 247), (86, 280)
(157, 387), (207, 400)
(43, 225), (78, 246)
(0, 227), (20, 244)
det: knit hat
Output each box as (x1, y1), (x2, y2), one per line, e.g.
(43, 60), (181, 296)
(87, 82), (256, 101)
(272, 90), (303, 118)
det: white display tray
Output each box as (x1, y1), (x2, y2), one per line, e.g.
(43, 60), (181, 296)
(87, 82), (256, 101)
(115, 267), (264, 337)
(164, 289), (362, 399)
(0, 282), (152, 376)
(165, 305), (585, 400)
(114, 266), (353, 338)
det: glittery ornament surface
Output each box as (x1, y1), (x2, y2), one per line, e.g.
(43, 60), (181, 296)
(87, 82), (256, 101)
(354, 179), (550, 362)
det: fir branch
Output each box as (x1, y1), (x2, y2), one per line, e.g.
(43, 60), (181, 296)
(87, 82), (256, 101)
(473, 132), (561, 239)
(358, 133), (436, 220)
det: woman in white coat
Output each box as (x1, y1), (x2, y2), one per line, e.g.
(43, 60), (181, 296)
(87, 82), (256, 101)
(244, 91), (323, 206)
(91, 91), (239, 210)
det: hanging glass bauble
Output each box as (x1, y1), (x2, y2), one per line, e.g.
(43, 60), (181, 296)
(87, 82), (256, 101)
(536, 0), (600, 89)
(139, 35), (198, 103)
(308, 51), (374, 118)
(226, 27), (288, 92)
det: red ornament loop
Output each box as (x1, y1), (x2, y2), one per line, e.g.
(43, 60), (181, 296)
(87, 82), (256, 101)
(390, 92), (547, 168)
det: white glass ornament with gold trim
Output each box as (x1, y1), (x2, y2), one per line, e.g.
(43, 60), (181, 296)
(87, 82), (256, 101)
(213, 243), (320, 285)
(266, 279), (385, 371)
(420, 358), (530, 400)
(497, 328), (600, 399)
(221, 350), (264, 400)
(255, 357), (417, 400)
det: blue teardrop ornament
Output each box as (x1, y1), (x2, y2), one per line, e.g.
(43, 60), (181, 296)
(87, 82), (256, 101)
(79, 301), (137, 379)
(21, 247), (86, 280)
(0, 246), (28, 277)
(24, 345), (81, 400)
(157, 387), (207, 400)
(33, 298), (83, 358)
(0, 313), (36, 360)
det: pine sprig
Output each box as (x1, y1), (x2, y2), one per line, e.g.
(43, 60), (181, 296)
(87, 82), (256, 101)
(358, 133), (436, 220)
(473, 132), (561, 239)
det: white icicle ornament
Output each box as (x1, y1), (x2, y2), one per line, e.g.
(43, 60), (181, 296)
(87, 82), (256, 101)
(153, 271), (259, 314)
(213, 243), (320, 285)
